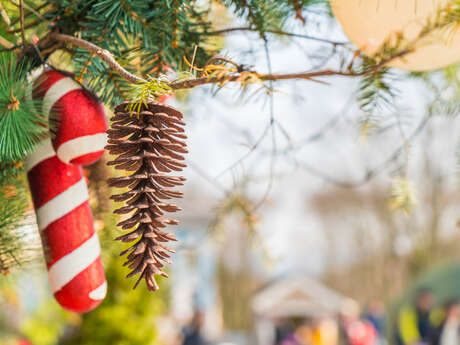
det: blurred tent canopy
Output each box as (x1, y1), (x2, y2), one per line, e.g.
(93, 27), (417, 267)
(393, 261), (460, 310)
(252, 275), (355, 345)
(252, 275), (353, 318)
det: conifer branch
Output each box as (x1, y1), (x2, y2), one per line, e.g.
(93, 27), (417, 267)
(48, 31), (409, 91)
(167, 49), (411, 90)
(47, 31), (405, 91)
(50, 33), (145, 84)
(48, 0), (458, 94)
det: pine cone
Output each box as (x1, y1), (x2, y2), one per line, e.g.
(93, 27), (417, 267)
(106, 99), (187, 290)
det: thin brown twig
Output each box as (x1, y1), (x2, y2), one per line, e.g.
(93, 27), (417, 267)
(204, 56), (241, 69)
(50, 33), (145, 84)
(206, 27), (349, 46)
(168, 48), (412, 90)
(7, 17), (41, 33)
(9, 2), (48, 26)
(19, 0), (26, 50)
(49, 33), (411, 91)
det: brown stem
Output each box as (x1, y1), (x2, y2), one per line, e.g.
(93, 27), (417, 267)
(49, 33), (411, 91)
(207, 27), (348, 46)
(204, 56), (240, 69)
(50, 33), (146, 84)
(7, 17), (41, 33)
(19, 0), (25, 50)
(168, 49), (412, 90)
(9, 2), (48, 26)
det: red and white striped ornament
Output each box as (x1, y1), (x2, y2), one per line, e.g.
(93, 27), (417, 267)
(33, 70), (108, 166)
(25, 138), (107, 313)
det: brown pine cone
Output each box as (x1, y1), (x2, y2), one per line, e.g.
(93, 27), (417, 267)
(106, 99), (187, 290)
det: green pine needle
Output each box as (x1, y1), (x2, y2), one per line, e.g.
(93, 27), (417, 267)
(0, 53), (48, 163)
(0, 165), (39, 272)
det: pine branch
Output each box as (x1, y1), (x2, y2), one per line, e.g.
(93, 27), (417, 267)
(26, 0), (460, 99)
(50, 33), (145, 84)
(47, 32), (407, 89)
(0, 52), (48, 163)
(0, 166), (39, 272)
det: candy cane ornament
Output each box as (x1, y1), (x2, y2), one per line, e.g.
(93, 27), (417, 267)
(33, 70), (108, 166)
(25, 138), (107, 313)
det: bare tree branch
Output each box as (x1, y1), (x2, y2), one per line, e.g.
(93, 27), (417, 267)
(19, 0), (25, 50)
(206, 27), (349, 46)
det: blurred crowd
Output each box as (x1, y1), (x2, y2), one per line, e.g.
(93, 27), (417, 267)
(273, 299), (383, 345)
(273, 289), (460, 345)
(395, 289), (460, 345)
(175, 288), (460, 345)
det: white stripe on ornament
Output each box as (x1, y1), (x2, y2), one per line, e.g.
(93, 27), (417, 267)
(25, 65), (46, 102)
(36, 178), (89, 231)
(89, 281), (107, 300)
(57, 133), (108, 163)
(43, 77), (82, 115)
(48, 233), (101, 293)
(24, 139), (56, 172)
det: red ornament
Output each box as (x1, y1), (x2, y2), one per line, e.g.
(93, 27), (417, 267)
(34, 70), (108, 166)
(25, 138), (107, 313)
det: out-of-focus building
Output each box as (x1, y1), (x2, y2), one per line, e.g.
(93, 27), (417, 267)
(252, 275), (353, 345)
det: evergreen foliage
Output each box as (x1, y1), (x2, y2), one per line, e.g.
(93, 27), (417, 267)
(0, 52), (47, 163)
(0, 165), (36, 272)
(48, 0), (218, 106)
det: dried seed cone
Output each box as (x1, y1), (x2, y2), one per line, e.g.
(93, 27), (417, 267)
(106, 99), (187, 290)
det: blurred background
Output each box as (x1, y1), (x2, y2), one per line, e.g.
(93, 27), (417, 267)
(2, 1), (460, 345)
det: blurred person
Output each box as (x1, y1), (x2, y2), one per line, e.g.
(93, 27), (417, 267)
(397, 288), (444, 345)
(276, 319), (297, 345)
(281, 332), (303, 345)
(317, 317), (339, 345)
(430, 299), (460, 345)
(182, 311), (207, 345)
(339, 299), (377, 345)
(278, 319), (303, 345)
(295, 319), (315, 345)
(297, 317), (338, 345)
(363, 300), (385, 336)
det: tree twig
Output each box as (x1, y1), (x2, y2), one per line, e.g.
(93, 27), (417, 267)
(7, 17), (41, 33)
(50, 33), (145, 84)
(206, 27), (349, 46)
(9, 2), (48, 26)
(296, 113), (431, 188)
(19, 0), (26, 50)
(49, 33), (410, 91)
(204, 56), (241, 70)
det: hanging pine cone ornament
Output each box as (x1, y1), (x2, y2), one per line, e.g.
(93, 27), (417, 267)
(106, 99), (187, 290)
